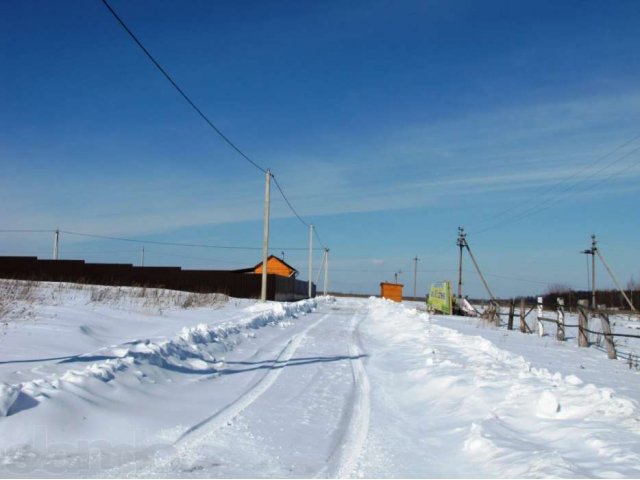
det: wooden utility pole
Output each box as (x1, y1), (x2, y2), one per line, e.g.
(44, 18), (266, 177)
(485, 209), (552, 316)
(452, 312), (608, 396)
(464, 241), (498, 304)
(260, 170), (271, 302)
(596, 246), (636, 311)
(141, 245), (145, 267)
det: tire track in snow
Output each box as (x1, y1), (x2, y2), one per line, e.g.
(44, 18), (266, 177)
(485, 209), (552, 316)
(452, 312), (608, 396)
(320, 310), (371, 479)
(177, 312), (329, 441)
(137, 312), (329, 476)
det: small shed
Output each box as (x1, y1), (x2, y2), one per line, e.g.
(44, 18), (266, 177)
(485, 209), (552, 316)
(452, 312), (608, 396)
(380, 282), (403, 302)
(235, 255), (299, 278)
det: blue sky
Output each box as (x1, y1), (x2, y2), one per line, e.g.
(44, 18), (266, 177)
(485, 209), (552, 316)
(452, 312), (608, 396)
(1, 0), (639, 298)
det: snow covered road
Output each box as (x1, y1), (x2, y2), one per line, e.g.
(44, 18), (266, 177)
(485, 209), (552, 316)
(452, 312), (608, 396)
(1, 283), (639, 477)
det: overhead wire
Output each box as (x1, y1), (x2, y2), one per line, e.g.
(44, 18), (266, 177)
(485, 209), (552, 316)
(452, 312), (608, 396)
(100, 0), (265, 174)
(469, 132), (640, 233)
(271, 175), (328, 250)
(60, 230), (318, 251)
(100, 0), (328, 253)
(470, 143), (640, 236)
(0, 229), (55, 233)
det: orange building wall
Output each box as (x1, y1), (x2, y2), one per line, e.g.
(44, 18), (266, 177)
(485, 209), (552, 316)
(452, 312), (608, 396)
(380, 282), (403, 302)
(254, 257), (294, 277)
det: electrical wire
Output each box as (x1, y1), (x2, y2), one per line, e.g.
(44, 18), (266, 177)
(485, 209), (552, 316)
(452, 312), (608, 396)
(271, 175), (308, 228)
(469, 132), (640, 233)
(60, 230), (315, 251)
(471, 144), (640, 236)
(0, 229), (54, 233)
(271, 174), (328, 250)
(100, 0), (266, 174)
(100, 0), (329, 251)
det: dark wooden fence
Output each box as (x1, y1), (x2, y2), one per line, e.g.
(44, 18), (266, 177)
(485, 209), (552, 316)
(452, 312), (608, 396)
(0, 256), (315, 301)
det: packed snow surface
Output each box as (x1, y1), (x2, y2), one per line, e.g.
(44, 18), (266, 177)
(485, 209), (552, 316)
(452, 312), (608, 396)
(0, 280), (639, 478)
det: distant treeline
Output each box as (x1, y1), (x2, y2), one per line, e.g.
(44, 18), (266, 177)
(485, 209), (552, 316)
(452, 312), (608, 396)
(476, 288), (639, 311)
(540, 288), (638, 311)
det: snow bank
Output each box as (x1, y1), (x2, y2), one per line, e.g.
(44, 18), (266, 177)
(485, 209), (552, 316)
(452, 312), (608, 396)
(360, 297), (640, 478)
(0, 383), (19, 417)
(5, 298), (317, 417)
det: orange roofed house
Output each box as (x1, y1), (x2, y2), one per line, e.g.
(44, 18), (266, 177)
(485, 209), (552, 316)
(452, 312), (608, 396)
(236, 255), (299, 278)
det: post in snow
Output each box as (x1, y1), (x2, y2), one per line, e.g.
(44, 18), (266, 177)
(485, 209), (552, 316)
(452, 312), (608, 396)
(260, 170), (271, 302)
(308, 224), (314, 298)
(536, 296), (544, 337)
(53, 229), (60, 260)
(323, 248), (329, 296)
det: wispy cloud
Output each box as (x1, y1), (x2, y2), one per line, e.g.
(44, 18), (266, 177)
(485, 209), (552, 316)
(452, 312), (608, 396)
(2, 90), (639, 239)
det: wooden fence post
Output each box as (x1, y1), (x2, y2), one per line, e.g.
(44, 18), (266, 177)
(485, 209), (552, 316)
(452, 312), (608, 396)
(598, 312), (617, 360)
(536, 296), (545, 337)
(577, 300), (589, 347)
(507, 299), (515, 330)
(556, 297), (565, 341)
(520, 298), (527, 333)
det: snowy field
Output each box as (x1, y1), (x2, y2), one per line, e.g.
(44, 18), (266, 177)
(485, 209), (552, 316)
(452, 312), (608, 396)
(1, 280), (639, 478)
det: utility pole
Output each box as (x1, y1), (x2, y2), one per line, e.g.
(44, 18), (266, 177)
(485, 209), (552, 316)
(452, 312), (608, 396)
(394, 270), (402, 284)
(456, 227), (466, 299)
(591, 234), (596, 309)
(581, 235), (597, 309)
(323, 248), (329, 296)
(141, 245), (145, 267)
(308, 224), (314, 298)
(464, 240), (498, 304)
(260, 170), (271, 302)
(413, 255), (419, 299)
(595, 241), (636, 311)
(53, 229), (59, 260)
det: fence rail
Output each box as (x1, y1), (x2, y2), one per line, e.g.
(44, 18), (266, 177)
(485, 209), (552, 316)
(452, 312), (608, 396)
(480, 296), (640, 363)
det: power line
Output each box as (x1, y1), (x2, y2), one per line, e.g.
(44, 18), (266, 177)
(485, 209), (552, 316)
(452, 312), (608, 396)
(0, 230), (52, 234)
(0, 227), (323, 251)
(60, 230), (316, 251)
(271, 174), (327, 250)
(100, 0), (266, 174)
(481, 146), (640, 234)
(470, 132), (640, 233)
(271, 175), (309, 228)
(471, 143), (640, 236)
(314, 227), (326, 251)
(100, 0), (328, 251)
(469, 270), (548, 286)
